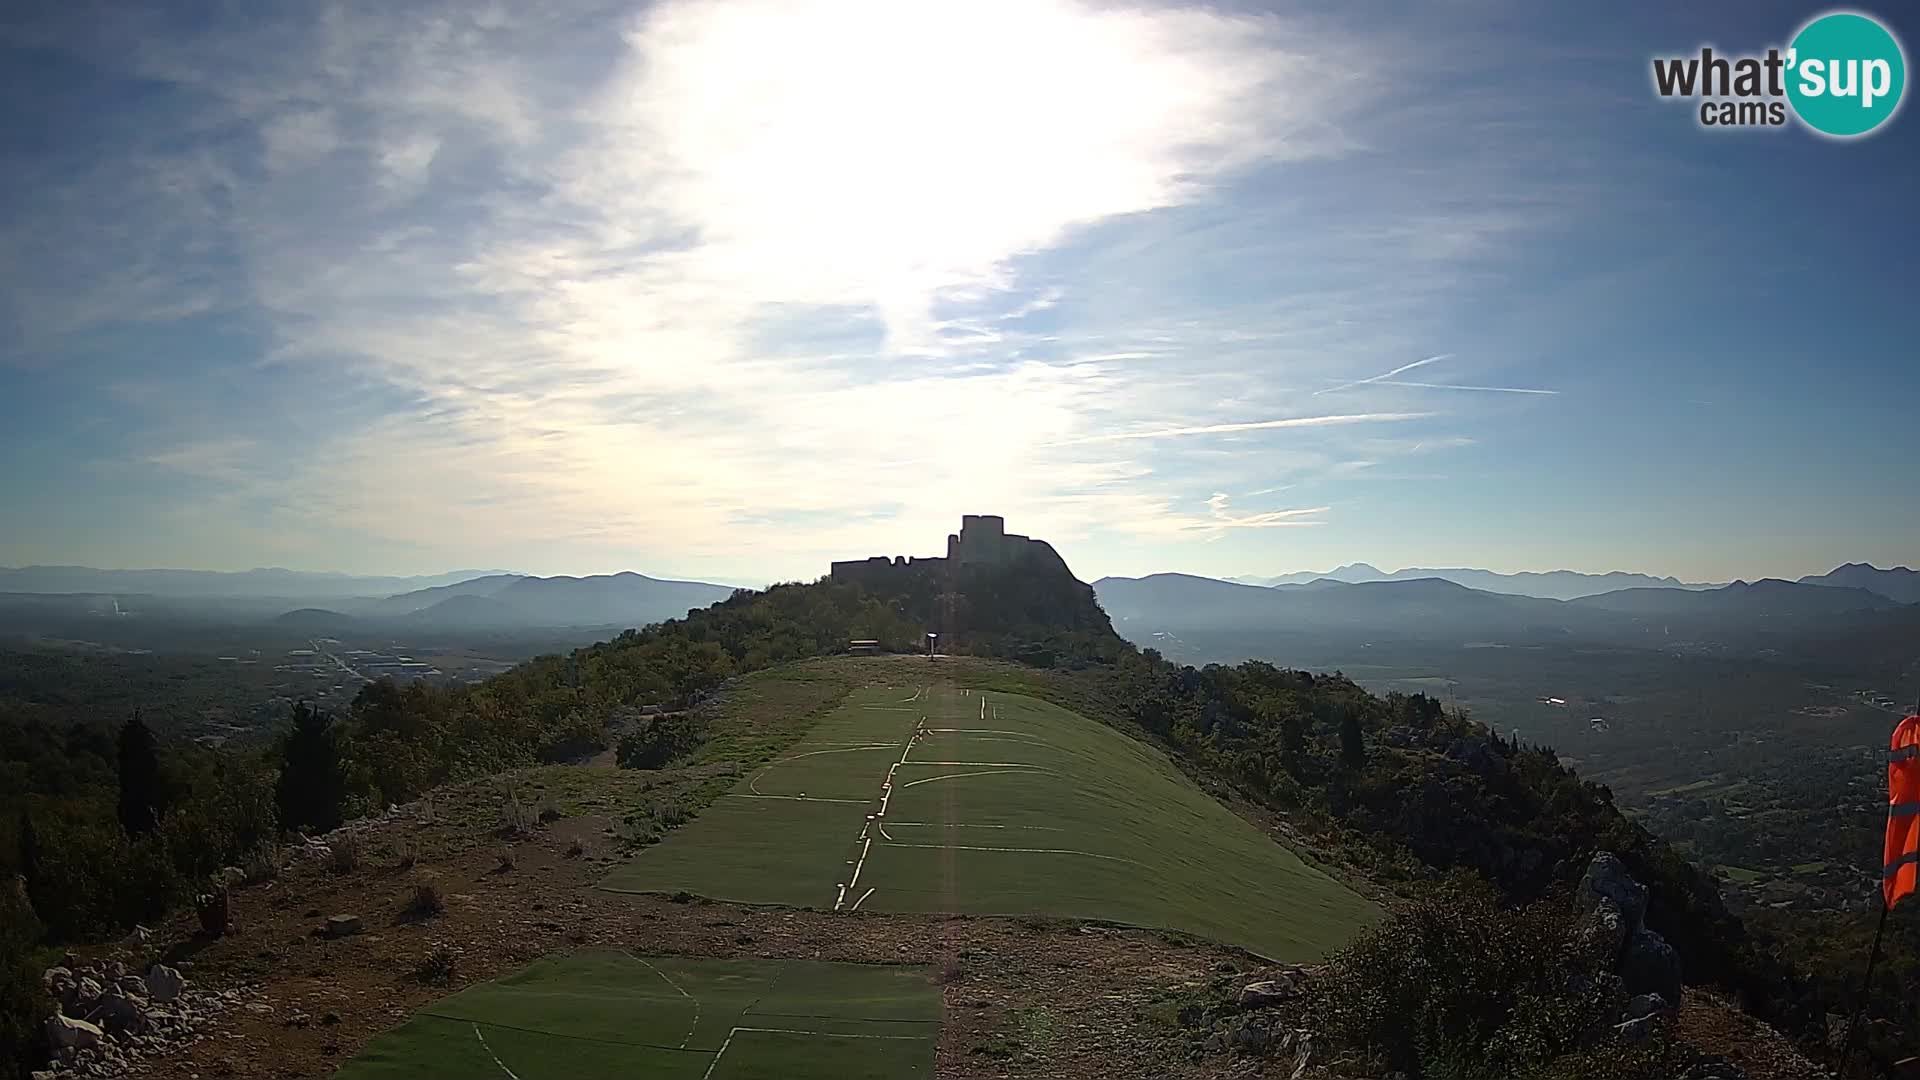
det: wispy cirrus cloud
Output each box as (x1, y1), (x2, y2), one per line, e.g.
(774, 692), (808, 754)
(1044, 412), (1433, 448)
(0, 0), (1577, 577)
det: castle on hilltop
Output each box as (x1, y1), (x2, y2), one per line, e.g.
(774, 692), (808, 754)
(829, 515), (1071, 586)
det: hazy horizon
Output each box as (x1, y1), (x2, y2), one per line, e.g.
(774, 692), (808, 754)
(4, 2), (1916, 586)
(1, 551), (1905, 592)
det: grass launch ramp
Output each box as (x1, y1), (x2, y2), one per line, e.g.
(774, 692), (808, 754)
(604, 683), (1378, 960)
(337, 950), (939, 1080)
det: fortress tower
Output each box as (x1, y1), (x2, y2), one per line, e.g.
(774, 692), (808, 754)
(833, 515), (1069, 583)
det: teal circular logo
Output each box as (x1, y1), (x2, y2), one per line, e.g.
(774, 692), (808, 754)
(1787, 12), (1906, 137)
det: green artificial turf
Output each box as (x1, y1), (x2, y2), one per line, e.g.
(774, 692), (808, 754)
(603, 683), (1379, 960)
(336, 951), (939, 1080)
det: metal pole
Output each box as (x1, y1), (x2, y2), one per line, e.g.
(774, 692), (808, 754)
(1837, 897), (1890, 1077)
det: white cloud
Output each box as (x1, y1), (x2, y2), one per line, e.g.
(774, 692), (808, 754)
(1, 0), (1574, 576)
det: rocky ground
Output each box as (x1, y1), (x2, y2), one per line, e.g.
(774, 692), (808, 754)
(31, 755), (1838, 1080)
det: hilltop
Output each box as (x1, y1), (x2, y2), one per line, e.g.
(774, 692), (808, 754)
(0, 518), (1846, 1080)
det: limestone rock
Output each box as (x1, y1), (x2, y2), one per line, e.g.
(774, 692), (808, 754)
(1579, 896), (1629, 960)
(90, 991), (148, 1035)
(146, 965), (184, 1003)
(1237, 976), (1296, 1008)
(1623, 992), (1668, 1022)
(45, 1013), (104, 1052)
(1622, 928), (1682, 1003)
(1578, 852), (1648, 932)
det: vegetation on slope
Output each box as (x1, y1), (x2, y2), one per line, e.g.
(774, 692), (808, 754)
(0, 551), (1854, 1077)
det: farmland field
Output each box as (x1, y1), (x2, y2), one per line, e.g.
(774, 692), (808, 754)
(603, 683), (1378, 960)
(336, 950), (939, 1080)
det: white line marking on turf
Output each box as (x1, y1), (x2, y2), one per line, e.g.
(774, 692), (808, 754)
(835, 714), (925, 910)
(847, 836), (874, 890)
(852, 886), (876, 910)
(928, 728), (1033, 736)
(883, 822), (1066, 831)
(704, 1022), (924, 1079)
(899, 768), (1053, 789)
(899, 760), (1047, 767)
(726, 794), (868, 804)
(884, 842), (1147, 866)
(628, 953), (701, 1049)
(736, 1025), (925, 1041)
(473, 1024), (522, 1080)
(772, 745), (896, 761)
(701, 1029), (737, 1080)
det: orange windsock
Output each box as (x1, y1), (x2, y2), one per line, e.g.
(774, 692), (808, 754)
(1884, 714), (1920, 909)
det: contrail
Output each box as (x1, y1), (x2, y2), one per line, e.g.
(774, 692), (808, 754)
(1374, 380), (1557, 395)
(1314, 353), (1452, 396)
(1045, 412), (1429, 447)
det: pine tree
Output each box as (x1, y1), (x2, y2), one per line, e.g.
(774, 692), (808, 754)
(276, 702), (346, 834)
(1278, 712), (1306, 773)
(1339, 709), (1366, 767)
(15, 810), (34, 895)
(117, 712), (166, 836)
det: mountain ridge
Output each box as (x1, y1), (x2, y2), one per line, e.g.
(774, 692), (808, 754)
(1228, 563), (1717, 599)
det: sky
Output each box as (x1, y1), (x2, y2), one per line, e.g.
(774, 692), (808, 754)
(1, 0), (1916, 587)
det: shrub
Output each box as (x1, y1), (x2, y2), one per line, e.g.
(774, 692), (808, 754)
(414, 943), (458, 986)
(1, 877), (49, 1080)
(409, 875), (445, 917)
(328, 834), (360, 875)
(1313, 879), (1625, 1078)
(615, 714), (707, 770)
(497, 789), (536, 837)
(242, 841), (282, 885)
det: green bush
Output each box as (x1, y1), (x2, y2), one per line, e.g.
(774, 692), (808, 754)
(616, 713), (707, 770)
(0, 876), (49, 1080)
(1314, 880), (1625, 1078)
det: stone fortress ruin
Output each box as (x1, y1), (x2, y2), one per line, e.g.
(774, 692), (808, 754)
(829, 515), (1071, 586)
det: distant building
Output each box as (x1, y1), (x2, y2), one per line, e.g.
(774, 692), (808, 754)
(829, 514), (1072, 586)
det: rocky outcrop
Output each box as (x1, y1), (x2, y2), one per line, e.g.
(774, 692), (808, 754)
(1622, 927), (1682, 1004)
(37, 955), (257, 1080)
(1577, 851), (1686, 1044)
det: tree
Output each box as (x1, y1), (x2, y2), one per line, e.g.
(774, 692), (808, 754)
(2, 872), (47, 1080)
(276, 703), (346, 834)
(116, 712), (165, 836)
(1339, 709), (1366, 767)
(13, 811), (34, 907)
(1279, 712), (1307, 771)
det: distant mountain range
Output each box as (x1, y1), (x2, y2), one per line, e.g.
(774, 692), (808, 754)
(1798, 563), (1920, 605)
(378, 572), (739, 629)
(269, 572), (738, 630)
(0, 565), (518, 599)
(1095, 564), (1911, 649)
(1226, 562), (1717, 601)
(0, 565), (741, 631)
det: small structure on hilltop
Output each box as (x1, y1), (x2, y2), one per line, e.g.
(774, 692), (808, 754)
(829, 514), (1071, 587)
(847, 639), (881, 655)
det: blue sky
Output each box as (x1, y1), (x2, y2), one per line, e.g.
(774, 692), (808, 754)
(2, 1), (1915, 586)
